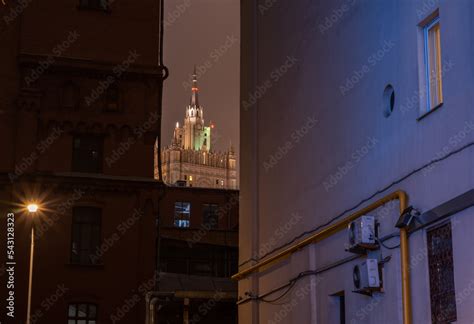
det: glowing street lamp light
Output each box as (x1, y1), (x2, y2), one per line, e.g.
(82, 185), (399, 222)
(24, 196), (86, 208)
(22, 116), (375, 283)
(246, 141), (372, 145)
(27, 204), (38, 213)
(26, 203), (39, 324)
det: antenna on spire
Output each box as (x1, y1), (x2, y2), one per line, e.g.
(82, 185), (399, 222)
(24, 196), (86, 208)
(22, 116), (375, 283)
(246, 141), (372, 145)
(192, 65), (198, 91)
(190, 65), (199, 107)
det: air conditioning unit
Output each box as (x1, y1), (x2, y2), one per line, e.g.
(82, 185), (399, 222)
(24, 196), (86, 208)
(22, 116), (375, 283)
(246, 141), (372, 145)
(347, 215), (377, 253)
(353, 259), (381, 295)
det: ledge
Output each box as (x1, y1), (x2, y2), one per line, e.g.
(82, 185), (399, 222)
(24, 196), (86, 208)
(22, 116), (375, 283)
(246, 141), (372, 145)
(417, 102), (443, 122)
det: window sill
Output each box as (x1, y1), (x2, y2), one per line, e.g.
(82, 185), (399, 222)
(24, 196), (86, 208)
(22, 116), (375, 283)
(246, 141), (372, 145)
(417, 102), (443, 122)
(67, 263), (104, 269)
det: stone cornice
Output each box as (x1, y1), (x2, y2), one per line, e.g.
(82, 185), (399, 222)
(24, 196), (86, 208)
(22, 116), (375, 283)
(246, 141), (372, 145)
(18, 53), (164, 81)
(0, 172), (164, 193)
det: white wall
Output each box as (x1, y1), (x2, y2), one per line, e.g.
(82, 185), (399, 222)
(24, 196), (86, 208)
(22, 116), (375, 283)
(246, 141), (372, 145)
(240, 0), (474, 323)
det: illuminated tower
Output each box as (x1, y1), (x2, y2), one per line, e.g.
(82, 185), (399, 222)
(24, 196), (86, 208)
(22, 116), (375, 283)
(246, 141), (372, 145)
(158, 68), (237, 189)
(183, 68), (211, 151)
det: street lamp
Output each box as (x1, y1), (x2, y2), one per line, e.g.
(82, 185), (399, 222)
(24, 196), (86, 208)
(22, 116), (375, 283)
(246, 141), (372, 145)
(26, 203), (38, 324)
(27, 204), (38, 213)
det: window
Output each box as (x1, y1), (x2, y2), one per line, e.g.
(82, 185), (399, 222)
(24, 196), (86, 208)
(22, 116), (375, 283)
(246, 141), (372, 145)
(427, 222), (456, 323)
(203, 204), (219, 229)
(72, 135), (103, 173)
(159, 239), (238, 277)
(79, 0), (109, 10)
(330, 292), (345, 324)
(68, 303), (97, 324)
(71, 207), (101, 265)
(62, 82), (79, 110)
(423, 15), (443, 112)
(104, 85), (120, 112)
(174, 202), (191, 228)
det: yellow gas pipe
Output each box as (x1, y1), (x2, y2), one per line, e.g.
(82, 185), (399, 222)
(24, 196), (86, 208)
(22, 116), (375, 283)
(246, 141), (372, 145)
(232, 190), (412, 324)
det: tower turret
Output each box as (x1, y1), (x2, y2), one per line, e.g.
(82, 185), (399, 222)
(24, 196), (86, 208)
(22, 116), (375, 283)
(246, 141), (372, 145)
(183, 66), (209, 151)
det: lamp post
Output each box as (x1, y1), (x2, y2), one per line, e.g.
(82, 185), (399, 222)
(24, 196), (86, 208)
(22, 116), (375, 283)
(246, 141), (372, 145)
(26, 204), (38, 324)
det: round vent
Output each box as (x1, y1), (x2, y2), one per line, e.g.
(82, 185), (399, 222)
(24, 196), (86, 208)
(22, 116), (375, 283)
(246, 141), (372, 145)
(383, 84), (395, 118)
(349, 222), (356, 246)
(353, 265), (361, 289)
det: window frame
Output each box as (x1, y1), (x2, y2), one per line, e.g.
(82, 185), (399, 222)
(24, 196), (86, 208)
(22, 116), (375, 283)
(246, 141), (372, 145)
(70, 207), (102, 266)
(330, 291), (346, 324)
(61, 81), (80, 110)
(174, 201), (191, 228)
(68, 303), (98, 324)
(72, 134), (104, 173)
(426, 221), (457, 323)
(202, 203), (219, 229)
(422, 15), (443, 114)
(104, 84), (121, 112)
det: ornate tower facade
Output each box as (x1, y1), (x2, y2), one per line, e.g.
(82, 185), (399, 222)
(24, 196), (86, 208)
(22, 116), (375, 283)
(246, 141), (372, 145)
(157, 69), (237, 189)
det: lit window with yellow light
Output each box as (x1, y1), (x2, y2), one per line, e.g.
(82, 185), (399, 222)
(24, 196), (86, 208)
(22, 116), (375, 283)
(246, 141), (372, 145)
(423, 15), (443, 112)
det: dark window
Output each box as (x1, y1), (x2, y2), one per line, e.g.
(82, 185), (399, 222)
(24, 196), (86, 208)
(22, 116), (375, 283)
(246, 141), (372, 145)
(62, 82), (79, 110)
(203, 204), (219, 229)
(159, 239), (238, 278)
(104, 85), (120, 112)
(72, 135), (103, 173)
(79, 0), (108, 10)
(330, 291), (345, 324)
(427, 222), (456, 324)
(174, 202), (190, 228)
(338, 294), (345, 324)
(71, 207), (102, 265)
(68, 303), (97, 323)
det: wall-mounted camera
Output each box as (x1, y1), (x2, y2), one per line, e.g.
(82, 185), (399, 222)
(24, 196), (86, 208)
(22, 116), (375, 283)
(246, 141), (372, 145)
(352, 259), (381, 296)
(347, 215), (378, 254)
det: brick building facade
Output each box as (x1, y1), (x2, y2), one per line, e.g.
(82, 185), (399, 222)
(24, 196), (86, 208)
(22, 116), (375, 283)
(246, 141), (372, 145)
(0, 1), (238, 323)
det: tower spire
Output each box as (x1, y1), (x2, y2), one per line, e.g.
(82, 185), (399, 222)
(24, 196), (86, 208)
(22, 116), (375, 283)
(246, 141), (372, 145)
(190, 65), (199, 107)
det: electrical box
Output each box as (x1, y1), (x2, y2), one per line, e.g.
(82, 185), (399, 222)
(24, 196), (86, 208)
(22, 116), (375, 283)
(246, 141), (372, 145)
(353, 259), (381, 295)
(347, 215), (377, 253)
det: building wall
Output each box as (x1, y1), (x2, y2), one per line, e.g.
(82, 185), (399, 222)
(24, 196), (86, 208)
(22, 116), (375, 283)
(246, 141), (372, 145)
(0, 177), (159, 324)
(159, 186), (239, 232)
(240, 0), (474, 323)
(160, 149), (238, 189)
(156, 187), (239, 323)
(0, 1), (161, 323)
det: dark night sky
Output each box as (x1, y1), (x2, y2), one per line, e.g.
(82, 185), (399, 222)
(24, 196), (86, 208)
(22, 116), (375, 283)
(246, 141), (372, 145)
(162, 0), (240, 163)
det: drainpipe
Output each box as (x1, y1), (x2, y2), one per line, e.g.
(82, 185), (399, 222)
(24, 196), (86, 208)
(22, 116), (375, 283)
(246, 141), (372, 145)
(398, 190), (412, 324)
(400, 228), (411, 324)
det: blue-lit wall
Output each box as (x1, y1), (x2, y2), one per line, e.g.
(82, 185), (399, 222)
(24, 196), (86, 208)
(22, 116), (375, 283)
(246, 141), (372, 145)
(240, 0), (474, 323)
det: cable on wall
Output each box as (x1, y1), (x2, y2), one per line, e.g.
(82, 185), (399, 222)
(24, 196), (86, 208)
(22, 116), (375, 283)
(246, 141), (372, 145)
(239, 140), (474, 268)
